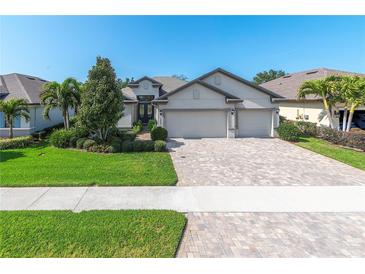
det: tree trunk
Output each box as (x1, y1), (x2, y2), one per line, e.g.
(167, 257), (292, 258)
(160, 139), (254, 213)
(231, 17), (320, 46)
(65, 110), (70, 130)
(9, 117), (13, 139)
(346, 104), (356, 132)
(323, 99), (334, 129)
(342, 108), (348, 131)
(63, 109), (68, 130)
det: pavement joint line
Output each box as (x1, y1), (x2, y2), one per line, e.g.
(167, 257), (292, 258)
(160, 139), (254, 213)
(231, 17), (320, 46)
(26, 187), (51, 209)
(72, 187), (90, 212)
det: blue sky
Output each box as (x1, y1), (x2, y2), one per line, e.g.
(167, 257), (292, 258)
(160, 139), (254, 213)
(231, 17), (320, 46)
(1, 16), (364, 82)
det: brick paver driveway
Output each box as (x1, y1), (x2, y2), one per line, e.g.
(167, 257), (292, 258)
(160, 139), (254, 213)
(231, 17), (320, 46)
(168, 138), (365, 186)
(177, 212), (365, 258)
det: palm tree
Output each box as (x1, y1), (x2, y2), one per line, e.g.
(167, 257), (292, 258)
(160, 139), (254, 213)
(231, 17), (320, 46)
(41, 78), (81, 130)
(0, 99), (30, 138)
(340, 76), (365, 132)
(298, 76), (341, 129)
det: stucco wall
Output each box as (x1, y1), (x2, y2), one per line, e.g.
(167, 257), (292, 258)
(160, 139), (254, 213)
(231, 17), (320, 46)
(202, 72), (274, 108)
(277, 101), (337, 127)
(158, 83), (232, 110)
(117, 104), (135, 128)
(133, 79), (160, 99)
(29, 105), (72, 131)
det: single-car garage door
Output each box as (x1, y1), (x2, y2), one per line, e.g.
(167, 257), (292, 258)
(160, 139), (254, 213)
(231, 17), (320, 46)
(165, 110), (227, 138)
(238, 109), (272, 137)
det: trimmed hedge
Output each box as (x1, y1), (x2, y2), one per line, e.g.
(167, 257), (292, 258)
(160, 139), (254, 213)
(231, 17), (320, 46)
(151, 127), (168, 141)
(76, 138), (87, 149)
(276, 122), (302, 142)
(49, 129), (74, 148)
(154, 140), (167, 152)
(317, 127), (365, 151)
(0, 136), (33, 150)
(295, 121), (317, 137)
(121, 140), (133, 152)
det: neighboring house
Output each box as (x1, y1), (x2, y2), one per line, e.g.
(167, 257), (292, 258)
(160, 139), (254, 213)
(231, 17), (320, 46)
(0, 73), (66, 137)
(120, 68), (282, 138)
(260, 68), (365, 129)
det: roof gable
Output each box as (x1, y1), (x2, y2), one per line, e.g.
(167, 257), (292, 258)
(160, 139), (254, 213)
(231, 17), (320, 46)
(157, 79), (241, 100)
(199, 68), (283, 98)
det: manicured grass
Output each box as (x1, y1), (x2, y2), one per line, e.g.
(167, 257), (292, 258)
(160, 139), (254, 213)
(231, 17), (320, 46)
(0, 210), (186, 258)
(297, 137), (365, 171)
(0, 143), (177, 186)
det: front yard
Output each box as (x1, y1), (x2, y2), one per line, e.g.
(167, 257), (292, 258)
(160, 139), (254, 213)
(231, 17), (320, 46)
(0, 143), (177, 187)
(0, 210), (186, 258)
(297, 137), (365, 171)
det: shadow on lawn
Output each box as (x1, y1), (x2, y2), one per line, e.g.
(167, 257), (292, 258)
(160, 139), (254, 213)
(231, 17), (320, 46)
(0, 151), (25, 162)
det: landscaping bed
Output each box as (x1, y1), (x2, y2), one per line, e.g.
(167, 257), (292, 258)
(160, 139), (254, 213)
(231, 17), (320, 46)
(0, 210), (186, 258)
(297, 137), (365, 171)
(0, 143), (177, 186)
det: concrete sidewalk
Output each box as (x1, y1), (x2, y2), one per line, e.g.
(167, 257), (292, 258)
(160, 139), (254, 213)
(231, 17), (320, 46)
(1, 186), (365, 212)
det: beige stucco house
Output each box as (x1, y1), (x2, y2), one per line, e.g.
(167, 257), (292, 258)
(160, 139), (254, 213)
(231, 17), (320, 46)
(260, 68), (365, 129)
(119, 68), (283, 138)
(0, 73), (66, 137)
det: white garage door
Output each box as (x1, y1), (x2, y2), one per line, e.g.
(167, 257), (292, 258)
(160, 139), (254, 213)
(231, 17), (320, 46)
(238, 109), (272, 137)
(165, 110), (227, 138)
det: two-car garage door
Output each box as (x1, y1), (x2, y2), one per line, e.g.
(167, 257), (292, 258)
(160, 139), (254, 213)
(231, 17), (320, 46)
(165, 110), (227, 138)
(164, 109), (272, 138)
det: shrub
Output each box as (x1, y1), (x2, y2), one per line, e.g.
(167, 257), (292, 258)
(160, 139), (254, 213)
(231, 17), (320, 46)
(151, 126), (168, 141)
(121, 140), (133, 152)
(132, 120), (143, 134)
(276, 122), (302, 142)
(143, 140), (155, 151)
(120, 130), (136, 142)
(295, 121), (317, 137)
(154, 140), (167, 152)
(88, 144), (113, 153)
(83, 139), (96, 150)
(76, 137), (87, 149)
(279, 115), (287, 124)
(344, 132), (365, 151)
(317, 127), (342, 144)
(110, 137), (122, 152)
(49, 129), (74, 148)
(132, 140), (144, 152)
(69, 136), (79, 148)
(147, 119), (157, 131)
(0, 136), (33, 150)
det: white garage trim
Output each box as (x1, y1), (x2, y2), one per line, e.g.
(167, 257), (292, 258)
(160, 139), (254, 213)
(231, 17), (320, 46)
(237, 109), (273, 138)
(164, 109), (228, 138)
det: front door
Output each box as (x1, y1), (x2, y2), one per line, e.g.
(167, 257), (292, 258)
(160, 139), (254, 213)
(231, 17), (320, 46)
(137, 95), (155, 124)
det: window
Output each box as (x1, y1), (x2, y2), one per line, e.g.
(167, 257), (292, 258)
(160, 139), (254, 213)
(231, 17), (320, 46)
(3, 115), (21, 128)
(137, 95), (154, 102)
(193, 88), (200, 99)
(0, 112), (4, 128)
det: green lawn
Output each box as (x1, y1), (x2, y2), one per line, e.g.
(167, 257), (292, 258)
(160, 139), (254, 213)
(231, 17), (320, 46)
(0, 143), (177, 186)
(0, 210), (186, 258)
(297, 137), (365, 171)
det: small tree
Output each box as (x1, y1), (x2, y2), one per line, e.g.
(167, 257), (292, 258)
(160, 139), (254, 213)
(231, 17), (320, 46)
(78, 57), (123, 142)
(253, 69), (286, 84)
(41, 78), (81, 130)
(298, 76), (341, 129)
(0, 99), (30, 138)
(340, 76), (365, 132)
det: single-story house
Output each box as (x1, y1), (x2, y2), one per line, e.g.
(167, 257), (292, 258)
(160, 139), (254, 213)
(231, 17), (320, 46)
(0, 73), (66, 137)
(119, 68), (283, 138)
(260, 68), (365, 129)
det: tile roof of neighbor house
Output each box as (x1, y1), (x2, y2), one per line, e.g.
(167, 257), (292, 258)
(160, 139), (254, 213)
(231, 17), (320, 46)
(121, 76), (187, 100)
(260, 68), (365, 101)
(0, 73), (48, 104)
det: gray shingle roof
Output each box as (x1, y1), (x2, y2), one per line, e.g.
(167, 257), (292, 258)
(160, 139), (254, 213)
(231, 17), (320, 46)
(260, 68), (365, 100)
(153, 76), (187, 93)
(0, 73), (48, 104)
(121, 76), (187, 100)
